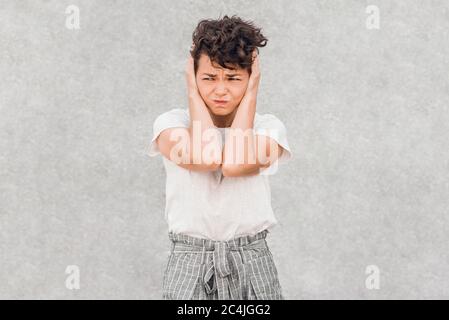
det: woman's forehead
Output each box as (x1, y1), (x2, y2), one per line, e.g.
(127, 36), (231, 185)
(198, 54), (245, 74)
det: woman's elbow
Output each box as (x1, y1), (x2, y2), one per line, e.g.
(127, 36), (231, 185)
(222, 164), (238, 177)
(222, 164), (259, 177)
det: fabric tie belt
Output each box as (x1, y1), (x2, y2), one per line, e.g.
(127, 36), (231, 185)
(169, 231), (269, 300)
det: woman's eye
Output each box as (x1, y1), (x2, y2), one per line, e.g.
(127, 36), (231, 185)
(229, 78), (240, 81)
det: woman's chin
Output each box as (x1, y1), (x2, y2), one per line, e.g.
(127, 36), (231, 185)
(209, 105), (232, 115)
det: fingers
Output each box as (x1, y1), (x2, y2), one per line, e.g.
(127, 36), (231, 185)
(254, 54), (259, 69)
(246, 50), (260, 95)
(185, 55), (198, 92)
(250, 51), (260, 75)
(252, 50), (259, 64)
(187, 55), (194, 71)
(252, 50), (258, 60)
(185, 56), (193, 77)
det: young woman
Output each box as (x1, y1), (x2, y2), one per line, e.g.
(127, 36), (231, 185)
(149, 15), (292, 300)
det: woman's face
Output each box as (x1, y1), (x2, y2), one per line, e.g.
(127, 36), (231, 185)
(195, 54), (249, 117)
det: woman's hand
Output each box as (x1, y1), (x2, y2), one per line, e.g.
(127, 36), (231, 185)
(245, 51), (261, 97)
(185, 51), (199, 97)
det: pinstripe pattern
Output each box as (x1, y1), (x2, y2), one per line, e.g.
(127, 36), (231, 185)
(162, 230), (284, 300)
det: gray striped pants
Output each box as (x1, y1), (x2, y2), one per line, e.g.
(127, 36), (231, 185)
(162, 229), (284, 300)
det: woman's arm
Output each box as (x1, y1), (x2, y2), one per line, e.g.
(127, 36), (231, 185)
(186, 56), (222, 167)
(222, 53), (283, 177)
(155, 56), (222, 171)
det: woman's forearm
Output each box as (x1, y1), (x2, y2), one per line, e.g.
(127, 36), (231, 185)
(187, 90), (222, 166)
(222, 93), (260, 175)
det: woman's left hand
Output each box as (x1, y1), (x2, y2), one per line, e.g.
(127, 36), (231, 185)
(245, 51), (261, 97)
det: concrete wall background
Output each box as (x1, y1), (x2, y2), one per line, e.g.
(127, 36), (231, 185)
(1, 0), (448, 299)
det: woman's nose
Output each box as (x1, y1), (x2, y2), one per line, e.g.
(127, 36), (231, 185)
(214, 81), (227, 94)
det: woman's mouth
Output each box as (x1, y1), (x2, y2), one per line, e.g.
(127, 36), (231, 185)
(213, 100), (228, 106)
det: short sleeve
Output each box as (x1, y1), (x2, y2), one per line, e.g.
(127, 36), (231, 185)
(254, 113), (293, 175)
(148, 108), (189, 157)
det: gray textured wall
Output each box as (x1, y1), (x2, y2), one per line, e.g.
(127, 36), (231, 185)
(1, 0), (448, 299)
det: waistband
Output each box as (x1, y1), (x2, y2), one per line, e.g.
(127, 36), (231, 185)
(168, 229), (269, 251)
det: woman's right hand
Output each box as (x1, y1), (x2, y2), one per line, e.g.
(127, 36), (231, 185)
(185, 54), (199, 97)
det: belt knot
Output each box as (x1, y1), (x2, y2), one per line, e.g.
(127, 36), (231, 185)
(203, 241), (231, 295)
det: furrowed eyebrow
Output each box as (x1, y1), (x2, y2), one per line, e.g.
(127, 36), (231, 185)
(202, 73), (241, 77)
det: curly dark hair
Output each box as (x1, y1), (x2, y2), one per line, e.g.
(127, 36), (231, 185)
(190, 15), (268, 75)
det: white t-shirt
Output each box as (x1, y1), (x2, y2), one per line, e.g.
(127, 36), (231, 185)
(148, 108), (292, 241)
